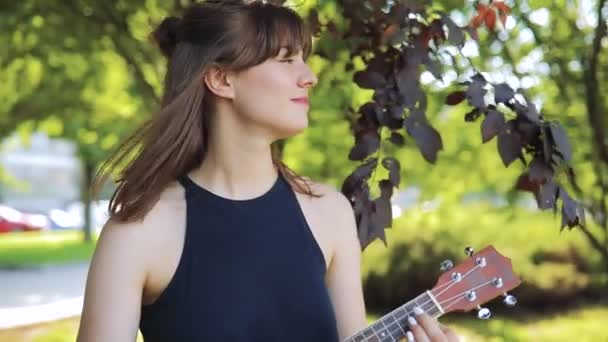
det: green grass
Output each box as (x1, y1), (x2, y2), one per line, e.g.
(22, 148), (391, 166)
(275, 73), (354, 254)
(443, 305), (608, 342)
(0, 305), (606, 341)
(367, 304), (608, 342)
(0, 317), (142, 342)
(0, 231), (97, 268)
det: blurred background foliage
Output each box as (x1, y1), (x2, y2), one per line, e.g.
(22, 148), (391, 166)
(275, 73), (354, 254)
(0, 0), (607, 340)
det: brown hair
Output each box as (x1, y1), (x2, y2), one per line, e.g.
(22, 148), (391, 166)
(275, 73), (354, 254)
(93, 0), (318, 223)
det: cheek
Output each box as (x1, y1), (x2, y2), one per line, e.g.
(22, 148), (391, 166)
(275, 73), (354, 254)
(233, 69), (308, 137)
(235, 72), (289, 115)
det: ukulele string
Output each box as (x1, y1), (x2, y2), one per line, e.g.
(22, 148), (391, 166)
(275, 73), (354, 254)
(377, 262), (483, 327)
(350, 262), (492, 341)
(361, 277), (497, 342)
(438, 278), (497, 312)
(429, 263), (482, 300)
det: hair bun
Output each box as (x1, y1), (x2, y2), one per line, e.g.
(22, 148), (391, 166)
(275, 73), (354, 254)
(153, 16), (181, 58)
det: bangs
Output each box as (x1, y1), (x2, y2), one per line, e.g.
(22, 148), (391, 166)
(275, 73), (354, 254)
(228, 3), (312, 70)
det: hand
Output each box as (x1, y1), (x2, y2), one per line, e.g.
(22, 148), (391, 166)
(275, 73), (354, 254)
(405, 307), (460, 342)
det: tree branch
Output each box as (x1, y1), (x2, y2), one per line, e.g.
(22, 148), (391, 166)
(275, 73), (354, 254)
(584, 0), (608, 164)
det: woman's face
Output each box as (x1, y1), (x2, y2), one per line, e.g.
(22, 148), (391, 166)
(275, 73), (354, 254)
(231, 48), (318, 140)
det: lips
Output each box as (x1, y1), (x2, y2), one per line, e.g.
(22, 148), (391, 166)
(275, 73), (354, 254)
(291, 97), (309, 105)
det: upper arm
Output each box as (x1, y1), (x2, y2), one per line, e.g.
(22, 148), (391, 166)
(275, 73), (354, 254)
(323, 190), (367, 339)
(77, 220), (148, 342)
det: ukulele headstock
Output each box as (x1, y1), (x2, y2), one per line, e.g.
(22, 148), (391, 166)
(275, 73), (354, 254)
(431, 245), (521, 319)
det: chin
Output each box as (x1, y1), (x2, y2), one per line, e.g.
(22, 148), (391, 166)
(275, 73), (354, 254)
(273, 118), (308, 139)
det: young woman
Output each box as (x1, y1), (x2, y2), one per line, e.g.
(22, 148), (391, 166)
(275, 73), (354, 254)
(77, 1), (458, 341)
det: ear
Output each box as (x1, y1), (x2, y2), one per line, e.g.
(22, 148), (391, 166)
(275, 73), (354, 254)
(203, 64), (236, 99)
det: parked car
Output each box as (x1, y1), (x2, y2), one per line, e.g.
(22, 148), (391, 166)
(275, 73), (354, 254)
(0, 205), (46, 233)
(48, 200), (110, 232)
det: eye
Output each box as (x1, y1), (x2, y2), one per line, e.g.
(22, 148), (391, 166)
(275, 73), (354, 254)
(281, 58), (295, 64)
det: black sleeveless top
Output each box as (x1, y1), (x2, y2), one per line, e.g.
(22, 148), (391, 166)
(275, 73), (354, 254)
(139, 174), (339, 341)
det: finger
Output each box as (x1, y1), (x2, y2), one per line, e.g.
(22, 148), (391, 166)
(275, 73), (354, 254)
(407, 314), (430, 342)
(406, 330), (416, 342)
(439, 323), (461, 342)
(412, 307), (447, 342)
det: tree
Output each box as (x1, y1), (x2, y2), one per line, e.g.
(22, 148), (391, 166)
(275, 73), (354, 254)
(290, 0), (607, 274)
(1, 0), (606, 270)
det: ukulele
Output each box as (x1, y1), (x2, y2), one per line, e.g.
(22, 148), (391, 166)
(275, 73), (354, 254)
(344, 245), (521, 341)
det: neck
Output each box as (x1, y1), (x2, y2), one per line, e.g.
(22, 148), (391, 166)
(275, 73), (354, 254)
(191, 108), (278, 200)
(344, 291), (444, 342)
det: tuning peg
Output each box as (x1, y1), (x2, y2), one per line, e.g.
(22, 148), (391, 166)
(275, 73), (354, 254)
(503, 293), (517, 307)
(464, 246), (475, 257)
(476, 306), (491, 320)
(440, 260), (454, 272)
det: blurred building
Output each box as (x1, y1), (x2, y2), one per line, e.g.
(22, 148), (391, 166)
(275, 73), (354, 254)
(0, 132), (81, 213)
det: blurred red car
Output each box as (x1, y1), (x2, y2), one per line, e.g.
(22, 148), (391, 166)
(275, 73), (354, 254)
(0, 205), (46, 233)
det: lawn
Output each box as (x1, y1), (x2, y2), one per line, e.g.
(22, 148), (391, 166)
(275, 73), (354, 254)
(0, 231), (97, 268)
(0, 305), (606, 341)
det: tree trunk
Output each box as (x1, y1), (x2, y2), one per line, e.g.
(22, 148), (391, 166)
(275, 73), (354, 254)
(82, 159), (94, 242)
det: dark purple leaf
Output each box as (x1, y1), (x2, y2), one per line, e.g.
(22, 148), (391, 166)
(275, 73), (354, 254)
(494, 83), (514, 104)
(516, 121), (541, 145)
(424, 57), (442, 80)
(497, 122), (522, 167)
(360, 102), (380, 126)
(389, 132), (405, 146)
(536, 181), (558, 209)
(445, 91), (466, 105)
(515, 173), (540, 193)
(541, 126), (554, 163)
(529, 156), (554, 184)
(397, 67), (422, 108)
(379, 179), (394, 199)
(559, 188), (578, 222)
(352, 182), (370, 213)
(354, 70), (387, 89)
(406, 119), (443, 163)
(521, 105), (541, 124)
(464, 108), (482, 122)
(342, 158), (378, 199)
(349, 130), (381, 161)
(466, 78), (487, 109)
(549, 123), (573, 163)
(402, 45), (426, 67)
(382, 157), (400, 186)
(443, 17), (465, 46)
(389, 104), (404, 119)
(357, 211), (372, 248)
(372, 196), (393, 229)
(481, 109), (506, 143)
(375, 108), (391, 126)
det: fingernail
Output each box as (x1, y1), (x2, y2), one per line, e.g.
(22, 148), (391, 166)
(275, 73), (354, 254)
(407, 315), (418, 326)
(413, 306), (424, 315)
(406, 331), (416, 342)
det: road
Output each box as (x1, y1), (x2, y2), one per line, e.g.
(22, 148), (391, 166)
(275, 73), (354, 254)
(0, 262), (89, 329)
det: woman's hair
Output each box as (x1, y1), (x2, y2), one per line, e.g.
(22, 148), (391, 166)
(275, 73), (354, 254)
(93, 0), (318, 223)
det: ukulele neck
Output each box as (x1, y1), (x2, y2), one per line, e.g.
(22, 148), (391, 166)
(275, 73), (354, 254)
(344, 290), (443, 341)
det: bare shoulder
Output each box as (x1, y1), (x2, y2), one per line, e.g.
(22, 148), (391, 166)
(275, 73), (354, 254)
(78, 181), (186, 341)
(294, 177), (357, 243)
(99, 181), (185, 250)
(300, 178), (354, 222)
(89, 181), (186, 286)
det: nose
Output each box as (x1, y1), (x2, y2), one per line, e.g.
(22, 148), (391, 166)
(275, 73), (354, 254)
(298, 64), (318, 89)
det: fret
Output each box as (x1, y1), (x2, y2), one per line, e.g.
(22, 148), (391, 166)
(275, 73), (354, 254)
(343, 289), (443, 341)
(353, 334), (365, 342)
(426, 290), (444, 318)
(379, 316), (396, 341)
(387, 312), (407, 338)
(370, 321), (388, 341)
(362, 328), (376, 339)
